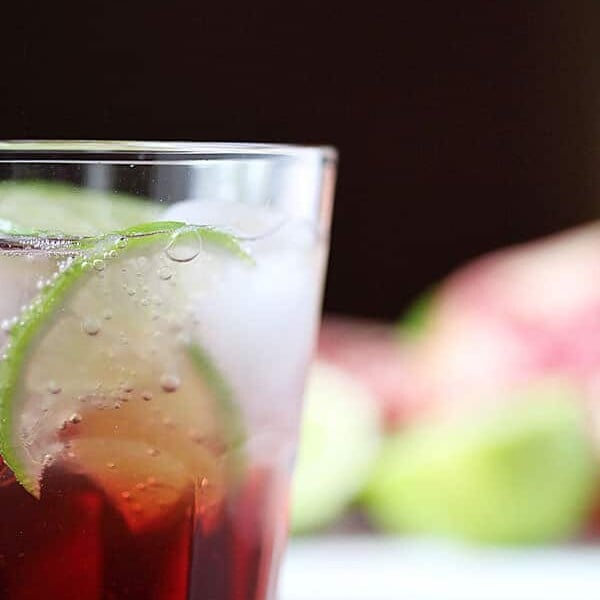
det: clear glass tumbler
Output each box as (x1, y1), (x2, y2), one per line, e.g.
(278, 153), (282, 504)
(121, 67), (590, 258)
(0, 141), (336, 599)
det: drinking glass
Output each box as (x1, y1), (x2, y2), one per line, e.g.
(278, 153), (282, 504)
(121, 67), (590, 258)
(0, 141), (336, 600)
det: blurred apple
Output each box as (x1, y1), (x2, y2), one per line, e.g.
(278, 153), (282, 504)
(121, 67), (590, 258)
(291, 362), (380, 534)
(381, 222), (600, 541)
(405, 223), (600, 439)
(363, 382), (597, 544)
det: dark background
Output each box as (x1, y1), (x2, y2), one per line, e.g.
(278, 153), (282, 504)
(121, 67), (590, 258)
(1, 2), (600, 320)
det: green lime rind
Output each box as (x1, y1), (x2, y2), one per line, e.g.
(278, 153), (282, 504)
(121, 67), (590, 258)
(187, 344), (245, 450)
(0, 260), (87, 494)
(362, 383), (598, 545)
(0, 221), (250, 496)
(73, 222), (254, 264)
(0, 180), (160, 237)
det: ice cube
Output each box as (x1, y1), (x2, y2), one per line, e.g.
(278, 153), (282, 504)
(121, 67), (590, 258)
(0, 254), (56, 349)
(162, 199), (316, 252)
(164, 199), (326, 465)
(162, 199), (284, 239)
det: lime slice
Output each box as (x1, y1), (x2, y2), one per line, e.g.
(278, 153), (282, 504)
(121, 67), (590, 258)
(0, 180), (160, 236)
(0, 222), (249, 530)
(291, 363), (380, 534)
(363, 382), (598, 544)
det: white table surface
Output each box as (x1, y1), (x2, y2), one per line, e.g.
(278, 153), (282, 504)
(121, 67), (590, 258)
(279, 536), (600, 600)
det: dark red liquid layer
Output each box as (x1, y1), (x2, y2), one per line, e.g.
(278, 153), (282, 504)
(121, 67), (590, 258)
(0, 459), (286, 600)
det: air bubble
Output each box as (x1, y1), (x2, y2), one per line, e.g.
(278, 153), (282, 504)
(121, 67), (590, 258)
(168, 319), (183, 333)
(141, 297), (151, 306)
(107, 462), (116, 469)
(165, 228), (202, 263)
(48, 381), (62, 394)
(147, 448), (160, 457)
(69, 413), (82, 424)
(82, 317), (101, 336)
(107, 249), (117, 259)
(116, 238), (128, 249)
(189, 430), (203, 443)
(42, 454), (54, 468)
(127, 288), (136, 296)
(121, 491), (132, 500)
(160, 374), (180, 393)
(158, 266), (172, 281)
(103, 309), (113, 320)
(142, 391), (153, 401)
(92, 259), (105, 272)
(135, 482), (146, 491)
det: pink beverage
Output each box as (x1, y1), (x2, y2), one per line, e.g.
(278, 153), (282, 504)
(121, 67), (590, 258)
(0, 142), (336, 599)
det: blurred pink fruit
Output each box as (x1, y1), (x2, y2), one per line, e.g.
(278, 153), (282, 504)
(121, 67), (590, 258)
(413, 222), (600, 430)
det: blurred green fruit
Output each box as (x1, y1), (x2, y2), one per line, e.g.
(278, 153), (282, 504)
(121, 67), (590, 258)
(397, 288), (437, 339)
(363, 382), (598, 544)
(291, 362), (381, 534)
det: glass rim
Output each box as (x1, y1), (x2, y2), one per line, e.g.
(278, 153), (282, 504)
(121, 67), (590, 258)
(0, 140), (338, 165)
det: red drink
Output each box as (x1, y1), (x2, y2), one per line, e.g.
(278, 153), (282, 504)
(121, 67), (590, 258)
(0, 458), (287, 599)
